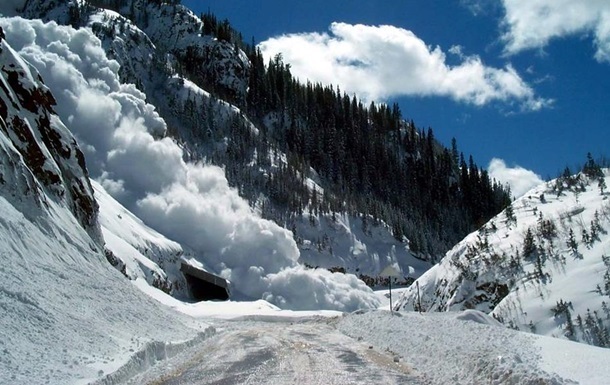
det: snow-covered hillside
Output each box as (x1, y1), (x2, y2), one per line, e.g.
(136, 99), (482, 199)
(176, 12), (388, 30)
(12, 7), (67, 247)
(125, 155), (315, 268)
(94, 179), (188, 295)
(2, 4), (610, 384)
(0, 15), (384, 311)
(0, 26), (212, 385)
(0, 0), (433, 285)
(0, 26), (101, 244)
(295, 211), (430, 284)
(396, 167), (610, 347)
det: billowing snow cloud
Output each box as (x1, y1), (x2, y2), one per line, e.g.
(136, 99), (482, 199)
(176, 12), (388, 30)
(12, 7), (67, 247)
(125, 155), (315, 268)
(259, 22), (549, 110)
(500, 0), (610, 62)
(488, 158), (544, 199)
(0, 17), (379, 311)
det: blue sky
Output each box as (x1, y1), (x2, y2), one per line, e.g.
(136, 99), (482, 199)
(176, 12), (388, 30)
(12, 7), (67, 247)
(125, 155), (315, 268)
(183, 0), (610, 194)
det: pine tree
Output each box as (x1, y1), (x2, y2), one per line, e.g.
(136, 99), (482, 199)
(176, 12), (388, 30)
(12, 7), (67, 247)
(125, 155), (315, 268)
(577, 314), (584, 335)
(523, 228), (536, 258)
(565, 312), (575, 340)
(582, 228), (591, 246)
(505, 204), (516, 226)
(591, 210), (603, 242)
(537, 212), (557, 240)
(602, 302), (610, 320)
(584, 152), (603, 179)
(568, 229), (578, 253)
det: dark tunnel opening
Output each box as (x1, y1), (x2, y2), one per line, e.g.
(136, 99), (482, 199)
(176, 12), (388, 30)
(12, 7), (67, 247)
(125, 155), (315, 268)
(184, 272), (230, 301)
(180, 263), (230, 302)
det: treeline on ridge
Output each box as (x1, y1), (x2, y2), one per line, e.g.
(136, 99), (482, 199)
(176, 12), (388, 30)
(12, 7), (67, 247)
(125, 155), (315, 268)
(78, 1), (512, 259)
(183, 13), (511, 258)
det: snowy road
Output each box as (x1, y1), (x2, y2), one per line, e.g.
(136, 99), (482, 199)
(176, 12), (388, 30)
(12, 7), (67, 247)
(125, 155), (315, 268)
(132, 317), (424, 385)
(113, 309), (610, 385)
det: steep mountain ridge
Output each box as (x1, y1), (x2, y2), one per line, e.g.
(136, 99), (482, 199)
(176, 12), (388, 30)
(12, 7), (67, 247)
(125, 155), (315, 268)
(396, 165), (610, 347)
(0, 26), (210, 385)
(0, 0), (436, 284)
(0, 14), (385, 310)
(3, 0), (511, 278)
(0, 27), (101, 244)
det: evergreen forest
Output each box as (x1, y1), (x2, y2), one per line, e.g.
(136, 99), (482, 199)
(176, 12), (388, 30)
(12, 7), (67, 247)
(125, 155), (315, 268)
(72, 1), (512, 259)
(184, 12), (511, 258)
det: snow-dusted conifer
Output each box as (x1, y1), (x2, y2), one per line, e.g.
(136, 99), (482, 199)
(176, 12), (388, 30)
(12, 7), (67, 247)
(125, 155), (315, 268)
(523, 228), (536, 258)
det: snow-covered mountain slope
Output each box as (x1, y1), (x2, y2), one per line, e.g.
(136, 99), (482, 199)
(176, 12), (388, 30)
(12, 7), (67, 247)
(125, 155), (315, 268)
(168, 71), (429, 283)
(0, 179), (213, 385)
(0, 16), (381, 311)
(93, 179), (188, 295)
(1, 0), (249, 102)
(396, 168), (610, 347)
(0, 26), (101, 244)
(294, 211), (430, 284)
(0, 27), (212, 385)
(0, 0), (433, 284)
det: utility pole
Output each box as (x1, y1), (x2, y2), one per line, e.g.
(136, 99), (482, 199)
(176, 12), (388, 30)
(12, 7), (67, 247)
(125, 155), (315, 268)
(416, 280), (421, 314)
(389, 277), (393, 313)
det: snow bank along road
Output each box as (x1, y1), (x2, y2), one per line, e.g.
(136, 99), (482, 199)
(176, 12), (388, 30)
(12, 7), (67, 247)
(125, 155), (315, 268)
(127, 316), (424, 384)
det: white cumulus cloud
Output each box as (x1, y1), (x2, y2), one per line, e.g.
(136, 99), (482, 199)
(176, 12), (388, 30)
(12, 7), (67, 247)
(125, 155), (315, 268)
(259, 22), (549, 110)
(500, 0), (610, 62)
(488, 158), (544, 199)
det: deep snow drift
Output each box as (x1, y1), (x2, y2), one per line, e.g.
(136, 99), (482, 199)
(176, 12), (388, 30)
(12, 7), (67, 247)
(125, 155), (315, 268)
(0, 194), (212, 385)
(339, 310), (610, 385)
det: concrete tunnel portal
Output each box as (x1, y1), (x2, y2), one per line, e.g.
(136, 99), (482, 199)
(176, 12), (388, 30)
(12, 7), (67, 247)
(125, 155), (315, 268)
(180, 263), (230, 301)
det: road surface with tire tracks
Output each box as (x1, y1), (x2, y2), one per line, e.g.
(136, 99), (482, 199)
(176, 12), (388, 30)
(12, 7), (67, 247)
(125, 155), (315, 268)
(129, 317), (426, 385)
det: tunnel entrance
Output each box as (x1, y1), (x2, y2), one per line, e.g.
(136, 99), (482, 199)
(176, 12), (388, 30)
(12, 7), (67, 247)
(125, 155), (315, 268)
(181, 263), (230, 301)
